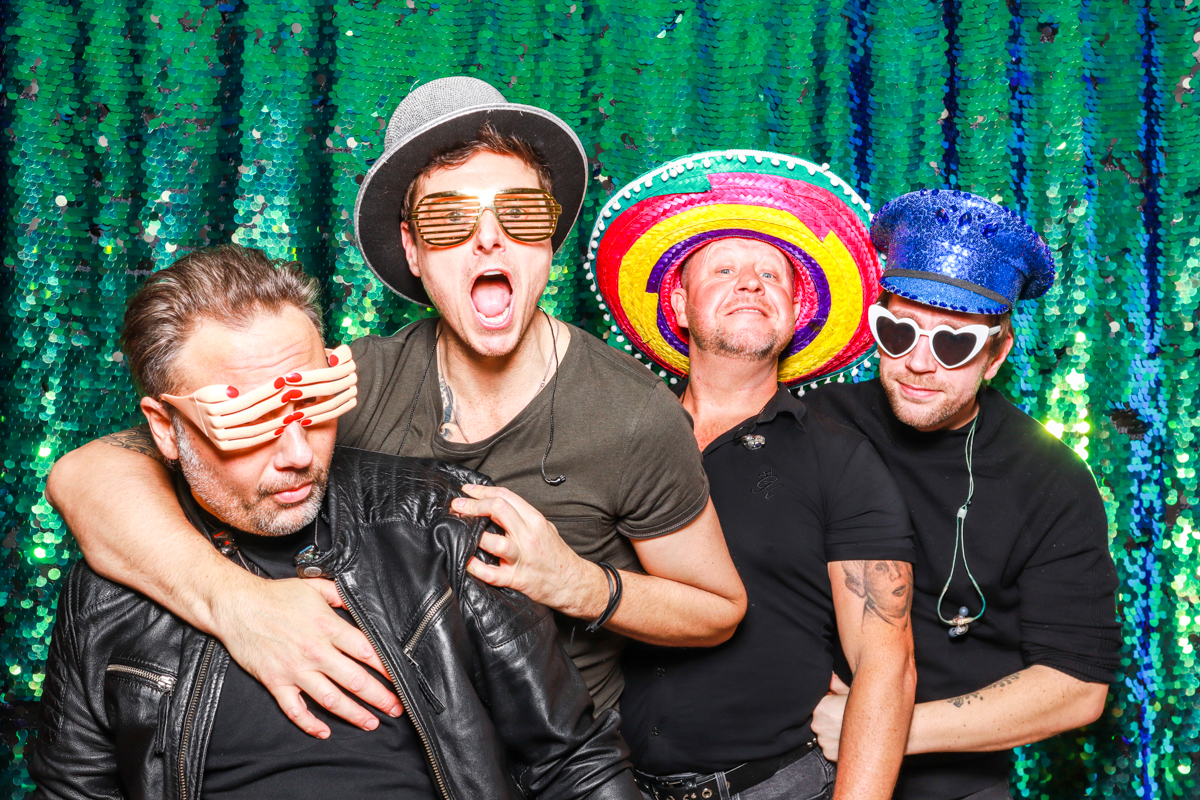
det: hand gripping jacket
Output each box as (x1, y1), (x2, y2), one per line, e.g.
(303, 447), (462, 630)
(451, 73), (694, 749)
(29, 448), (639, 800)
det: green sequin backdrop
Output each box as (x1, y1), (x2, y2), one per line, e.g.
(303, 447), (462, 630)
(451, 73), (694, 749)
(0, 0), (1197, 796)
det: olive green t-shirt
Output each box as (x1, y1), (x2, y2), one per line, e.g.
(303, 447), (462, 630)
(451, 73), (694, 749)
(336, 317), (710, 713)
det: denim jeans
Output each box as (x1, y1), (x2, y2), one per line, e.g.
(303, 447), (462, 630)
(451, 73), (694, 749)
(638, 748), (836, 800)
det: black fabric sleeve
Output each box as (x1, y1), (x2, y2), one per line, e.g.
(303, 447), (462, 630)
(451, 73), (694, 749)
(616, 383), (710, 539)
(28, 567), (123, 800)
(1017, 469), (1121, 684)
(459, 576), (641, 800)
(824, 439), (918, 564)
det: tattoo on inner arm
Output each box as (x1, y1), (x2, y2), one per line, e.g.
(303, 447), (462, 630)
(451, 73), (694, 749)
(945, 671), (1022, 707)
(102, 425), (167, 466)
(842, 560), (913, 629)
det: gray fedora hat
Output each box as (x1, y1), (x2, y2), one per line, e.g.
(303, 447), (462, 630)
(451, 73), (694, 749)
(354, 76), (588, 306)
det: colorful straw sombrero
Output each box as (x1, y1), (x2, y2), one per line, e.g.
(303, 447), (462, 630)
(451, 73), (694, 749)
(587, 150), (882, 387)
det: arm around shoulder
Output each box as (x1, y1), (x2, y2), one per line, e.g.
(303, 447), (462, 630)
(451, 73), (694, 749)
(46, 427), (403, 738)
(45, 425), (232, 633)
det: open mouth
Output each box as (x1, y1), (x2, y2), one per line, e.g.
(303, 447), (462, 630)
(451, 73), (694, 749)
(470, 270), (514, 330)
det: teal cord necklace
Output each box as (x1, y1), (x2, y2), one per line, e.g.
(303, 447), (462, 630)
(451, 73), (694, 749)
(936, 416), (987, 638)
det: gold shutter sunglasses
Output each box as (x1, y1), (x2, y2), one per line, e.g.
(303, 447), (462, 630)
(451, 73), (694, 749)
(409, 188), (562, 247)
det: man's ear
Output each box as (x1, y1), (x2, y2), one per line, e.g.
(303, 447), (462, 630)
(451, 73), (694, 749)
(983, 332), (1015, 381)
(140, 397), (181, 461)
(400, 221), (421, 278)
(670, 285), (689, 331)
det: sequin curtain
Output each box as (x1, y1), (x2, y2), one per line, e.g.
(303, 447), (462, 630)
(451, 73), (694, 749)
(1, 1), (1197, 796)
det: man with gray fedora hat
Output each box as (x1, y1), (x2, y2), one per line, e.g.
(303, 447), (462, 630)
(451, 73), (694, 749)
(48, 76), (746, 736)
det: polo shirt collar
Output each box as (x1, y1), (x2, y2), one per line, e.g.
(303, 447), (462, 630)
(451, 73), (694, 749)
(702, 384), (808, 456)
(760, 384), (807, 425)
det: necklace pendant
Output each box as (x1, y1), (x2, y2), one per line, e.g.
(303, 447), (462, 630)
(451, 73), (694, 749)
(294, 545), (325, 579)
(740, 434), (766, 450)
(949, 607), (972, 637)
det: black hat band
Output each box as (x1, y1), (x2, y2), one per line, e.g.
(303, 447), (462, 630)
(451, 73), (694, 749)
(882, 269), (1012, 312)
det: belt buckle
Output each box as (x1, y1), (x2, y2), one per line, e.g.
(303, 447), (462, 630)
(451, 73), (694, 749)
(669, 779), (716, 800)
(654, 776), (714, 800)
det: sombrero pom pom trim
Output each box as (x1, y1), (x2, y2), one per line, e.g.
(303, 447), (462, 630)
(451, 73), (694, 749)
(585, 150), (882, 388)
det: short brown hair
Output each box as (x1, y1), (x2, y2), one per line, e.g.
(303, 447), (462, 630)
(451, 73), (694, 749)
(877, 290), (1012, 355)
(401, 120), (554, 221)
(121, 244), (323, 397)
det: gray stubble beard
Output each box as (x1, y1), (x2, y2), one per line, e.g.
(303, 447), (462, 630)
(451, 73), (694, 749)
(685, 303), (789, 364)
(172, 416), (327, 537)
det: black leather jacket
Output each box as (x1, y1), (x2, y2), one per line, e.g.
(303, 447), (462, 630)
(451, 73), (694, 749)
(30, 447), (639, 800)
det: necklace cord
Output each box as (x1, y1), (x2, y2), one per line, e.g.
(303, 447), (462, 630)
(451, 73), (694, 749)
(401, 317), (564, 486)
(398, 324), (442, 456)
(936, 416), (987, 631)
(540, 312), (565, 486)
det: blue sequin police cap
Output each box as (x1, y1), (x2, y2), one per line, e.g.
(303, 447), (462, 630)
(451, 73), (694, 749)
(870, 189), (1056, 315)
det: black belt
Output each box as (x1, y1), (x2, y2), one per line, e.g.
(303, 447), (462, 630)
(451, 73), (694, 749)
(634, 737), (818, 800)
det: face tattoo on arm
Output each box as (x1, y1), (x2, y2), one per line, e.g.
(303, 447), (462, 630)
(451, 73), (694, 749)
(840, 560), (914, 630)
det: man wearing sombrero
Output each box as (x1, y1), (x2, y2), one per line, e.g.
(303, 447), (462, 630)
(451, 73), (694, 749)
(591, 152), (919, 799)
(801, 190), (1120, 800)
(47, 77), (745, 732)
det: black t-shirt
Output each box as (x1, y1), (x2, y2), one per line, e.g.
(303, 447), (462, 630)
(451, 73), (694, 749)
(620, 387), (916, 775)
(803, 379), (1120, 800)
(196, 507), (436, 800)
(336, 318), (711, 712)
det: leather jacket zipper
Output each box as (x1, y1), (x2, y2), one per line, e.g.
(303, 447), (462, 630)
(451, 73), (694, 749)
(105, 663), (177, 692)
(404, 587), (453, 657)
(335, 578), (451, 800)
(178, 638), (216, 800)
(106, 664), (177, 755)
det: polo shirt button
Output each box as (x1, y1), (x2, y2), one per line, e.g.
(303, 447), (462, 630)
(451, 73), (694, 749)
(651, 727), (661, 736)
(656, 667), (666, 677)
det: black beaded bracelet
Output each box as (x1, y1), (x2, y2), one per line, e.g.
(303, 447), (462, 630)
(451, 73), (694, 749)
(585, 561), (623, 633)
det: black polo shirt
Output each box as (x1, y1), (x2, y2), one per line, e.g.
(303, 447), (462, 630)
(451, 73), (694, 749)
(621, 387), (916, 775)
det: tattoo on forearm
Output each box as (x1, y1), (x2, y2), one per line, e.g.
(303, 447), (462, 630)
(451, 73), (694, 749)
(842, 560), (913, 629)
(102, 425), (167, 466)
(945, 671), (1022, 707)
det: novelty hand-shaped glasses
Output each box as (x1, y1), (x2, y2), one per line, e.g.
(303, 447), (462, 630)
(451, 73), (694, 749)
(162, 345), (357, 451)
